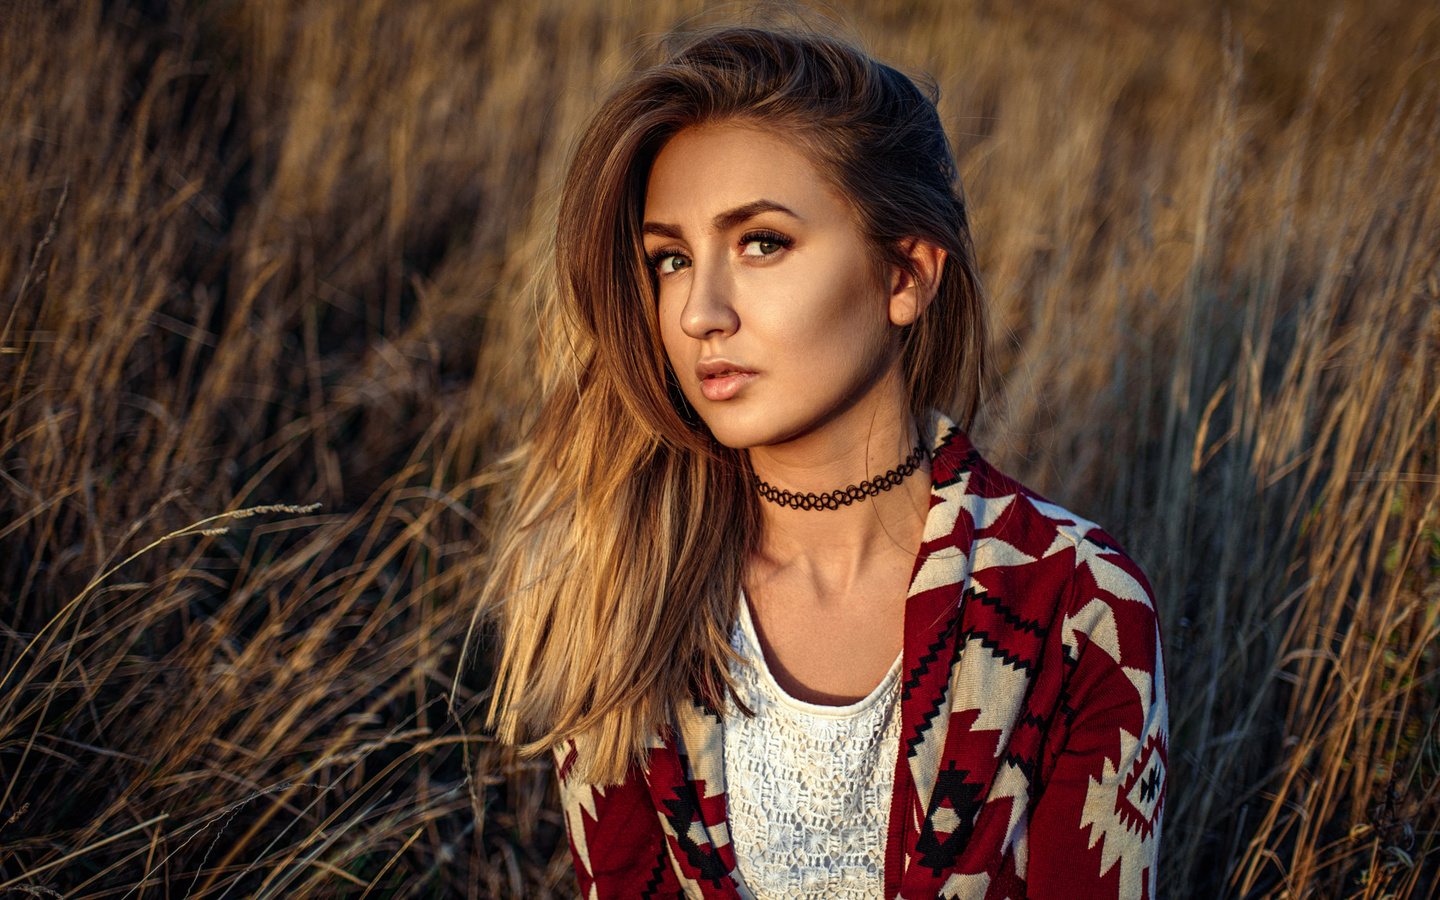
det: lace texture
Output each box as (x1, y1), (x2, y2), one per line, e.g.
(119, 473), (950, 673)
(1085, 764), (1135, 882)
(723, 600), (902, 900)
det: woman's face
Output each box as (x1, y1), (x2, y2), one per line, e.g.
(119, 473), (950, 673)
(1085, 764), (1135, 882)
(642, 122), (909, 451)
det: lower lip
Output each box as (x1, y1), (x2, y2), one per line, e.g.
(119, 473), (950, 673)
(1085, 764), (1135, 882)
(700, 372), (757, 402)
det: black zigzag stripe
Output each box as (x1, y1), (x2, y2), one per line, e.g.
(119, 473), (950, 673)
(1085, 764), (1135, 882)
(1000, 750), (1038, 781)
(906, 688), (948, 761)
(639, 850), (675, 900)
(930, 430), (978, 488)
(972, 590), (1051, 685)
(972, 590), (1048, 639)
(1018, 710), (1047, 731)
(901, 627), (949, 701)
(971, 630), (1038, 675)
(903, 605), (963, 758)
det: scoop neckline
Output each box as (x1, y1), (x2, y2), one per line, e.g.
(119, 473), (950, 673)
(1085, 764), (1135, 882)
(736, 593), (903, 719)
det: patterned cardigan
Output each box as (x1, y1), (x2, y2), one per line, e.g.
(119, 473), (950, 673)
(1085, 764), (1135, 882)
(553, 417), (1168, 900)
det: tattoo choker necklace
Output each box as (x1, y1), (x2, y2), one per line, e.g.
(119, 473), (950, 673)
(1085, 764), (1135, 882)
(753, 443), (929, 511)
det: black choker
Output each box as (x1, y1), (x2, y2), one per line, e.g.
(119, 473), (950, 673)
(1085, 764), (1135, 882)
(753, 443), (929, 511)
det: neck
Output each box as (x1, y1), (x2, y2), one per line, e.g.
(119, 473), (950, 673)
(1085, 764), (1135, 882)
(745, 395), (931, 596)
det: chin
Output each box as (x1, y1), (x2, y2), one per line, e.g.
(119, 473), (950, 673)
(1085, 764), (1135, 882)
(693, 406), (807, 452)
(698, 420), (765, 451)
(688, 407), (760, 450)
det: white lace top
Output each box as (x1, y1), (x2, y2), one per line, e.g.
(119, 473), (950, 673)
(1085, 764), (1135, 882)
(723, 598), (903, 900)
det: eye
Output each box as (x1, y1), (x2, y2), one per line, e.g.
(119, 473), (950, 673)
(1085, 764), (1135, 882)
(739, 230), (792, 258)
(648, 251), (691, 275)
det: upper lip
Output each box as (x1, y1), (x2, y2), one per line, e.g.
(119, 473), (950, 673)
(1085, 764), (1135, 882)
(695, 358), (756, 380)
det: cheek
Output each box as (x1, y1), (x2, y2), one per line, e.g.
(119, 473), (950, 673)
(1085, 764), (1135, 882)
(763, 267), (889, 357)
(794, 291), (895, 399)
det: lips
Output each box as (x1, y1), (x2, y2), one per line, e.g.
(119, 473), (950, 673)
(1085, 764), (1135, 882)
(695, 359), (757, 402)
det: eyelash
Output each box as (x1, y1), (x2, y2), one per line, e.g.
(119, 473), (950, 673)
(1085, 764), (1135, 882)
(739, 230), (793, 253)
(645, 247), (682, 271)
(645, 230), (795, 272)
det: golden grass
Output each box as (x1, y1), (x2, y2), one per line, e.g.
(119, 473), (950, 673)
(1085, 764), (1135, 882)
(1, 0), (1436, 896)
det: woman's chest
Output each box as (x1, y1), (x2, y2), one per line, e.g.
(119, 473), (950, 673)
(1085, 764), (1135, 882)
(723, 603), (902, 899)
(744, 569), (908, 705)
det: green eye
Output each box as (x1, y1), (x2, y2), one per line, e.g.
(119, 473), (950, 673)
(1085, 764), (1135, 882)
(740, 232), (792, 257)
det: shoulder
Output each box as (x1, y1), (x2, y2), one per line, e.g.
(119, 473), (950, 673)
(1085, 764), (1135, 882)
(946, 430), (1166, 749)
(928, 418), (1159, 655)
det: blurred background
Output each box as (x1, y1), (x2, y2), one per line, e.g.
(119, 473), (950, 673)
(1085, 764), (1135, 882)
(1, 0), (1436, 896)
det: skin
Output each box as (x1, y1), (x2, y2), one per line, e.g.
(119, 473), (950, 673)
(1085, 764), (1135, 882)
(643, 122), (947, 705)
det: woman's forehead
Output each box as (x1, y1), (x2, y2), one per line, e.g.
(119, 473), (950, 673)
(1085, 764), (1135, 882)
(643, 123), (847, 231)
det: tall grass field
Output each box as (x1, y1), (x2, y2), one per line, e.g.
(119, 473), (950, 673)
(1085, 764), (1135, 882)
(2, 0), (1437, 896)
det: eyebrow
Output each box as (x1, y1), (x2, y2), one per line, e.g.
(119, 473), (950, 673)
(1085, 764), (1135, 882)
(642, 199), (800, 240)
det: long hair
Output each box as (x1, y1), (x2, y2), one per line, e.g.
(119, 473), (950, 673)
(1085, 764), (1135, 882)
(481, 25), (988, 785)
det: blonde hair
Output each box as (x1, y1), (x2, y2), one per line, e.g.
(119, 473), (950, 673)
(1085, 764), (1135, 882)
(480, 25), (987, 785)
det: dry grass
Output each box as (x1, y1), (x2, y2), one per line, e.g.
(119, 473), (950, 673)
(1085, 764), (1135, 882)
(1, 0), (1436, 896)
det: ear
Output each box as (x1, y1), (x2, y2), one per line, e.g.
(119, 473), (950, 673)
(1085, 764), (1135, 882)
(887, 238), (947, 327)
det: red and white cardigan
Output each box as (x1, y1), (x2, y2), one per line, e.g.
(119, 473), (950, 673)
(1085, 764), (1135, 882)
(553, 417), (1168, 899)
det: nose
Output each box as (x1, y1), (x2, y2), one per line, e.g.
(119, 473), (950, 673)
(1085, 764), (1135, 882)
(679, 262), (739, 340)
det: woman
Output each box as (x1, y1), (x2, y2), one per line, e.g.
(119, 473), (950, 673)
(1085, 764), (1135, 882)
(480, 24), (1167, 900)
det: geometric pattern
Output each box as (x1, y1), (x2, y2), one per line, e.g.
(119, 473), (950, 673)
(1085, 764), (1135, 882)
(552, 413), (1168, 900)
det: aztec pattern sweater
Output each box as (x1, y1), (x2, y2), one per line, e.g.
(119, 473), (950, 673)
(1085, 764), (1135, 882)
(553, 416), (1168, 900)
